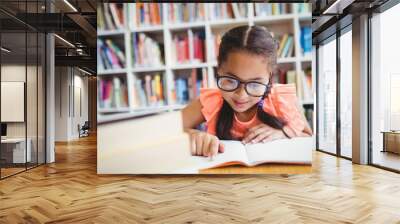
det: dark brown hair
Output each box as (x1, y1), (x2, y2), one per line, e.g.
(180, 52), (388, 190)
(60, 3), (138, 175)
(216, 25), (286, 140)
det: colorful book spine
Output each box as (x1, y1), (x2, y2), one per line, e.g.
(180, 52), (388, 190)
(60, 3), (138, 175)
(301, 26), (312, 55)
(172, 69), (208, 105)
(99, 39), (126, 70)
(131, 73), (166, 107)
(172, 31), (205, 65)
(132, 33), (163, 67)
(135, 3), (163, 27)
(98, 77), (129, 109)
(169, 3), (205, 23)
(98, 3), (125, 30)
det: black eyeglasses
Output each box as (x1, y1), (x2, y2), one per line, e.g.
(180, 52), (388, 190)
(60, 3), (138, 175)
(216, 75), (271, 97)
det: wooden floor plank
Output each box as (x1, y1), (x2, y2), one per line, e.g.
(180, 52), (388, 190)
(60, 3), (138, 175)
(0, 135), (400, 223)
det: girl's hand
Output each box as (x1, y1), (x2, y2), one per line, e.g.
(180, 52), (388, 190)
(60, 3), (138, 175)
(242, 124), (287, 144)
(188, 130), (225, 157)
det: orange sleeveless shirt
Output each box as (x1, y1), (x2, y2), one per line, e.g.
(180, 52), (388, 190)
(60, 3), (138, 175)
(199, 84), (308, 140)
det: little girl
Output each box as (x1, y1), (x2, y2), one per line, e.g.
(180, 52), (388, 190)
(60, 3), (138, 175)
(182, 25), (312, 157)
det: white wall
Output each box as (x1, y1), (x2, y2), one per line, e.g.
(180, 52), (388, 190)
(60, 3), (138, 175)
(54, 67), (89, 141)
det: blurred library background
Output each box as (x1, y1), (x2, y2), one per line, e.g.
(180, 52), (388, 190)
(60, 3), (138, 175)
(97, 3), (313, 129)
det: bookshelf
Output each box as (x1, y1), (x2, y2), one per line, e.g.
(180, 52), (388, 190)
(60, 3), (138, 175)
(97, 3), (312, 124)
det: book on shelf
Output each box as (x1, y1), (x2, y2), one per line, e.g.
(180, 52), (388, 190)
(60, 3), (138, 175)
(294, 3), (311, 14)
(98, 39), (126, 71)
(98, 3), (125, 30)
(171, 30), (205, 65)
(172, 68), (208, 105)
(209, 3), (248, 20)
(300, 26), (312, 56)
(304, 108), (313, 130)
(98, 77), (129, 109)
(277, 34), (294, 58)
(210, 33), (222, 62)
(168, 3), (205, 23)
(301, 67), (313, 102)
(273, 69), (312, 103)
(132, 73), (165, 108)
(254, 3), (291, 17)
(272, 68), (287, 84)
(134, 3), (163, 27)
(132, 33), (164, 67)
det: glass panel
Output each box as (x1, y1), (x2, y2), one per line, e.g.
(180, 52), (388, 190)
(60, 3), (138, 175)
(38, 32), (45, 165)
(317, 37), (337, 154)
(27, 31), (38, 169)
(340, 29), (352, 158)
(26, 0), (40, 169)
(371, 4), (400, 171)
(0, 12), (28, 177)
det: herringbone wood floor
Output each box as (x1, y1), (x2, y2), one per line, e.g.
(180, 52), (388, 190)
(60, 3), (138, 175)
(1, 135), (400, 224)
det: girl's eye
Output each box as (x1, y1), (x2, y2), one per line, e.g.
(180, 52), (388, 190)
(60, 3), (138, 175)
(219, 78), (238, 89)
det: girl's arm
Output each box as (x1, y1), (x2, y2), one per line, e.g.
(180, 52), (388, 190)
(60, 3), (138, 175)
(181, 98), (205, 133)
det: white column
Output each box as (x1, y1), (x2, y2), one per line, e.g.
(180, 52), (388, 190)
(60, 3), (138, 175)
(46, 33), (55, 163)
(352, 14), (369, 164)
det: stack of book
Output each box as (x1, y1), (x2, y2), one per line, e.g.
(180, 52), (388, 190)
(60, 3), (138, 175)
(98, 77), (129, 109)
(132, 73), (165, 107)
(171, 30), (205, 65)
(254, 3), (291, 16)
(134, 3), (163, 27)
(209, 3), (248, 20)
(98, 39), (126, 71)
(98, 3), (125, 30)
(172, 68), (208, 105)
(277, 34), (294, 58)
(300, 26), (312, 56)
(132, 33), (164, 67)
(168, 3), (205, 23)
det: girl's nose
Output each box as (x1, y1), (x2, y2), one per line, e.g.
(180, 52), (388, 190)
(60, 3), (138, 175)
(235, 83), (247, 97)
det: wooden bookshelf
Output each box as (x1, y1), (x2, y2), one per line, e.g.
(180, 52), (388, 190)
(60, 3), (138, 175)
(97, 3), (312, 124)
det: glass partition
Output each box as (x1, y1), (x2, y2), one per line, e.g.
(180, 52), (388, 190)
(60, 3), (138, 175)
(317, 36), (337, 154)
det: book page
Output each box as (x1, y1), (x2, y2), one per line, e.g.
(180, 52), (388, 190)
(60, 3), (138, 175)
(174, 140), (249, 173)
(245, 137), (313, 166)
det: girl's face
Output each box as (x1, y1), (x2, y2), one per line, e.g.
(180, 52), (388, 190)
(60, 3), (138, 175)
(217, 51), (271, 113)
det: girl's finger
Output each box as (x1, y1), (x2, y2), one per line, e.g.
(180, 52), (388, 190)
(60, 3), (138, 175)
(202, 134), (212, 157)
(190, 133), (196, 155)
(244, 127), (270, 143)
(243, 124), (263, 142)
(195, 134), (204, 156)
(262, 131), (285, 143)
(251, 130), (273, 144)
(218, 142), (225, 153)
(209, 137), (219, 156)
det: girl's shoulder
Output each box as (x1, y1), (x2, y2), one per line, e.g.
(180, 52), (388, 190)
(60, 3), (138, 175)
(263, 83), (300, 118)
(199, 88), (223, 122)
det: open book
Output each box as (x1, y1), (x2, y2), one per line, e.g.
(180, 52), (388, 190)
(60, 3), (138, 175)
(175, 137), (313, 173)
(98, 111), (313, 174)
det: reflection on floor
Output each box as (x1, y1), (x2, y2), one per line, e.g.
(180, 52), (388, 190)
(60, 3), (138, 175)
(373, 150), (400, 171)
(0, 163), (40, 178)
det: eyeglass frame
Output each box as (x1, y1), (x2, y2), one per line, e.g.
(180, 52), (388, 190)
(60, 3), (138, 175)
(215, 73), (273, 97)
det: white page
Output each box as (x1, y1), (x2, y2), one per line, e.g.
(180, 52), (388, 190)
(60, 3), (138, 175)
(174, 140), (249, 173)
(245, 137), (313, 166)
